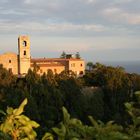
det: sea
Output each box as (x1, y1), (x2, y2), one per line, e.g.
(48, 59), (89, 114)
(102, 61), (140, 74)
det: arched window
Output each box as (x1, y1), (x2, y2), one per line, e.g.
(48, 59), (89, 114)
(54, 69), (57, 73)
(9, 60), (11, 63)
(23, 41), (27, 47)
(24, 51), (26, 55)
(80, 71), (84, 75)
(9, 68), (12, 73)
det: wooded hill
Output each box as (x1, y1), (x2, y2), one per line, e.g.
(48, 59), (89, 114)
(0, 63), (140, 139)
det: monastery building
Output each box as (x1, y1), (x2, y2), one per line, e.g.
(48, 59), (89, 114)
(0, 36), (85, 76)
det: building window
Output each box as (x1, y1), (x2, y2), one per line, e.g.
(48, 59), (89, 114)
(9, 60), (11, 63)
(81, 64), (83, 67)
(23, 41), (27, 47)
(54, 69), (57, 73)
(80, 71), (84, 75)
(40, 69), (43, 73)
(24, 51), (26, 55)
(71, 63), (75, 67)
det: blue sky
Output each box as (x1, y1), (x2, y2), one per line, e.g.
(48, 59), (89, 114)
(0, 0), (140, 62)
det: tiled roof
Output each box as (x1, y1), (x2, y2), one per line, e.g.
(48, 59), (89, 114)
(31, 63), (64, 67)
(31, 58), (84, 62)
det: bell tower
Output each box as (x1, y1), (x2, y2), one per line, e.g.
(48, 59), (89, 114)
(18, 35), (31, 75)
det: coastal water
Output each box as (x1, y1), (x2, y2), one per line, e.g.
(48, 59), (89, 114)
(103, 61), (140, 74)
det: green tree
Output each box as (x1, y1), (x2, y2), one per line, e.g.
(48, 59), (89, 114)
(125, 91), (140, 138)
(46, 69), (58, 87)
(86, 62), (93, 71)
(89, 116), (127, 140)
(51, 107), (127, 140)
(52, 107), (94, 140)
(0, 64), (16, 88)
(32, 62), (40, 73)
(82, 88), (104, 120)
(0, 98), (39, 140)
(60, 51), (66, 58)
(25, 69), (40, 93)
(57, 70), (76, 81)
(75, 52), (81, 59)
(84, 64), (132, 123)
(128, 73), (140, 92)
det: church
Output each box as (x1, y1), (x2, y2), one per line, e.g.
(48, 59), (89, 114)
(0, 36), (85, 76)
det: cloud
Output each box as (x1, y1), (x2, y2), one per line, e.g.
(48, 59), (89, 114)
(1, 0), (139, 26)
(0, 0), (140, 62)
(103, 7), (140, 25)
(85, 0), (97, 4)
(44, 23), (105, 32)
(0, 9), (27, 16)
(0, 19), (106, 36)
(113, 0), (134, 4)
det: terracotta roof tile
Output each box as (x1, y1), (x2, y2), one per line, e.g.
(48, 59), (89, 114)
(31, 63), (64, 67)
(31, 58), (84, 62)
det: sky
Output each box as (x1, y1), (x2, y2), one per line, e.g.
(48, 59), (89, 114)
(0, 0), (140, 62)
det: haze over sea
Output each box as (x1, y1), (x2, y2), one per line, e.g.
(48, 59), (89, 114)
(103, 61), (140, 74)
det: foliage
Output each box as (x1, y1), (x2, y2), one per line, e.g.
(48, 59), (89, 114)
(57, 70), (76, 81)
(25, 69), (40, 87)
(83, 64), (132, 123)
(0, 98), (39, 140)
(52, 107), (94, 140)
(60, 51), (66, 58)
(46, 69), (58, 86)
(125, 91), (140, 139)
(42, 132), (54, 140)
(1, 63), (140, 139)
(89, 116), (128, 140)
(0, 64), (16, 88)
(128, 73), (140, 92)
(75, 52), (81, 59)
(0, 131), (12, 140)
(1, 92), (140, 139)
(82, 88), (104, 120)
(86, 62), (94, 71)
(51, 107), (129, 140)
(32, 62), (40, 73)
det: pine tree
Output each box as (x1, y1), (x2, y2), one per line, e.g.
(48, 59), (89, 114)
(75, 52), (81, 59)
(60, 51), (66, 58)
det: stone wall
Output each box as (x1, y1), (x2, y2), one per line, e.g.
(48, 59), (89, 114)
(0, 52), (18, 75)
(68, 59), (85, 75)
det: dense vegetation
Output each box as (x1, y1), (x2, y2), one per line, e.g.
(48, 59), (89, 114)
(0, 63), (140, 139)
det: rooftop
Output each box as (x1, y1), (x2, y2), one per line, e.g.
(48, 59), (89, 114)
(31, 58), (84, 63)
